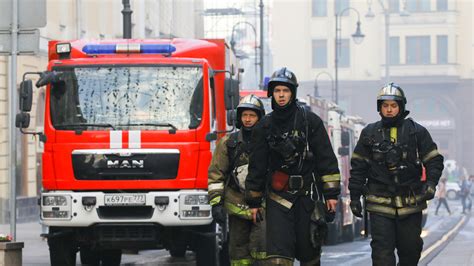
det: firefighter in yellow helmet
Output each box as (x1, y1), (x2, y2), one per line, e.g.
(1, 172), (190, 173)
(349, 83), (444, 265)
(208, 94), (266, 265)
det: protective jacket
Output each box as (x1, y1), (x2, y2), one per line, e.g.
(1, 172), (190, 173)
(208, 130), (253, 219)
(349, 118), (444, 218)
(245, 103), (340, 208)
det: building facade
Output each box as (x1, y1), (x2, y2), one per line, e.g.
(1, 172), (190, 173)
(270, 0), (473, 173)
(0, 0), (204, 223)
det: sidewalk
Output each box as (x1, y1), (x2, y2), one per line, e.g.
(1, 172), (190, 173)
(428, 213), (474, 266)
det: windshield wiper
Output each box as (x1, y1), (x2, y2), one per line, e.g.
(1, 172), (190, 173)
(55, 123), (116, 130)
(119, 123), (178, 134)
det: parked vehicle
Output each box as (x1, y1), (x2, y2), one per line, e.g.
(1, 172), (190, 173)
(304, 96), (366, 244)
(16, 38), (239, 266)
(445, 182), (461, 200)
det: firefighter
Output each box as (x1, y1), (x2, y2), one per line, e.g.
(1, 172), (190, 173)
(245, 67), (341, 266)
(349, 83), (444, 266)
(208, 94), (266, 265)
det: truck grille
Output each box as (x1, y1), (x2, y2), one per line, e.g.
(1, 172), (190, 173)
(72, 152), (179, 180)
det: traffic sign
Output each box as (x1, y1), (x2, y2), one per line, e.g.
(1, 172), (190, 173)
(0, 0), (46, 30)
(0, 29), (39, 55)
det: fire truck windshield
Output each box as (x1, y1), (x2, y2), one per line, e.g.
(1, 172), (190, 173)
(50, 65), (204, 130)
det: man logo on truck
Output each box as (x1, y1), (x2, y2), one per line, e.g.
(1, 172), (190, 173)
(106, 159), (144, 168)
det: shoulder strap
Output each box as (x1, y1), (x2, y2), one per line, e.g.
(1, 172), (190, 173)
(226, 132), (239, 165)
(295, 104), (311, 173)
(407, 118), (421, 160)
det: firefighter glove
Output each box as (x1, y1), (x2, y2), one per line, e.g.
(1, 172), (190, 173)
(422, 182), (436, 201)
(211, 204), (226, 225)
(350, 200), (363, 218)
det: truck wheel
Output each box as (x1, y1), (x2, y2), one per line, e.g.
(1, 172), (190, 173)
(100, 249), (122, 266)
(80, 246), (100, 265)
(195, 222), (229, 266)
(169, 245), (186, 257)
(48, 229), (77, 266)
(168, 229), (187, 257)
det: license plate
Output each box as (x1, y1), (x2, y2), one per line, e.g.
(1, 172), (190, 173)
(104, 194), (146, 206)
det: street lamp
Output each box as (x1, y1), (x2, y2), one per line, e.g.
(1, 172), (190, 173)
(314, 71), (335, 102)
(335, 7), (365, 105)
(365, 0), (410, 83)
(230, 21), (259, 88)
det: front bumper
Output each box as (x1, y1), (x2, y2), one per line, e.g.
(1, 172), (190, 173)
(40, 190), (212, 227)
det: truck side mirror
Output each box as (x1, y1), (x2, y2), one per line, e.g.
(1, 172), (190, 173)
(341, 130), (350, 147)
(15, 113), (30, 128)
(227, 110), (236, 127)
(19, 80), (33, 112)
(224, 78), (240, 110)
(36, 71), (64, 87)
(206, 132), (217, 142)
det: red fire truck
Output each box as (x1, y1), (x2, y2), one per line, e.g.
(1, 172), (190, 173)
(16, 39), (239, 265)
(305, 95), (365, 244)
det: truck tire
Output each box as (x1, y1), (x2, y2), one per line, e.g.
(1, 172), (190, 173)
(80, 246), (100, 265)
(195, 222), (229, 266)
(168, 229), (187, 258)
(100, 249), (122, 266)
(169, 245), (186, 257)
(195, 234), (219, 266)
(47, 229), (77, 266)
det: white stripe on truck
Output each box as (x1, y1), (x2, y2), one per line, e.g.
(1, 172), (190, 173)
(129, 130), (141, 148)
(110, 131), (122, 149)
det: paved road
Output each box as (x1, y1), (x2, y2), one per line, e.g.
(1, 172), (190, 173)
(1, 198), (471, 265)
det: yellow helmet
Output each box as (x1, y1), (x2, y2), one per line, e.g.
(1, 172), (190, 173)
(236, 94), (265, 128)
(377, 83), (406, 112)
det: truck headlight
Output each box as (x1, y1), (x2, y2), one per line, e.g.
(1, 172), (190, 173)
(184, 195), (209, 205)
(43, 196), (68, 206)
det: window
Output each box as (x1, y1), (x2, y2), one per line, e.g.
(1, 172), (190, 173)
(312, 0), (327, 17)
(312, 40), (327, 68)
(50, 66), (204, 130)
(339, 39), (350, 67)
(389, 37), (400, 65)
(437, 35), (448, 64)
(407, 0), (431, 12)
(406, 36), (431, 64)
(335, 0), (349, 16)
(388, 0), (400, 13)
(437, 0), (448, 11)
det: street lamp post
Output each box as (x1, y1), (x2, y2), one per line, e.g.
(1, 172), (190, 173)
(230, 22), (259, 87)
(314, 71), (335, 102)
(335, 7), (365, 105)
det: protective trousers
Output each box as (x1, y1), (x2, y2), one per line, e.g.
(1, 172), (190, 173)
(228, 214), (266, 265)
(265, 195), (321, 265)
(370, 212), (423, 266)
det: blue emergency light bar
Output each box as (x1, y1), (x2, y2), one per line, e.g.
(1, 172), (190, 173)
(82, 43), (176, 54)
